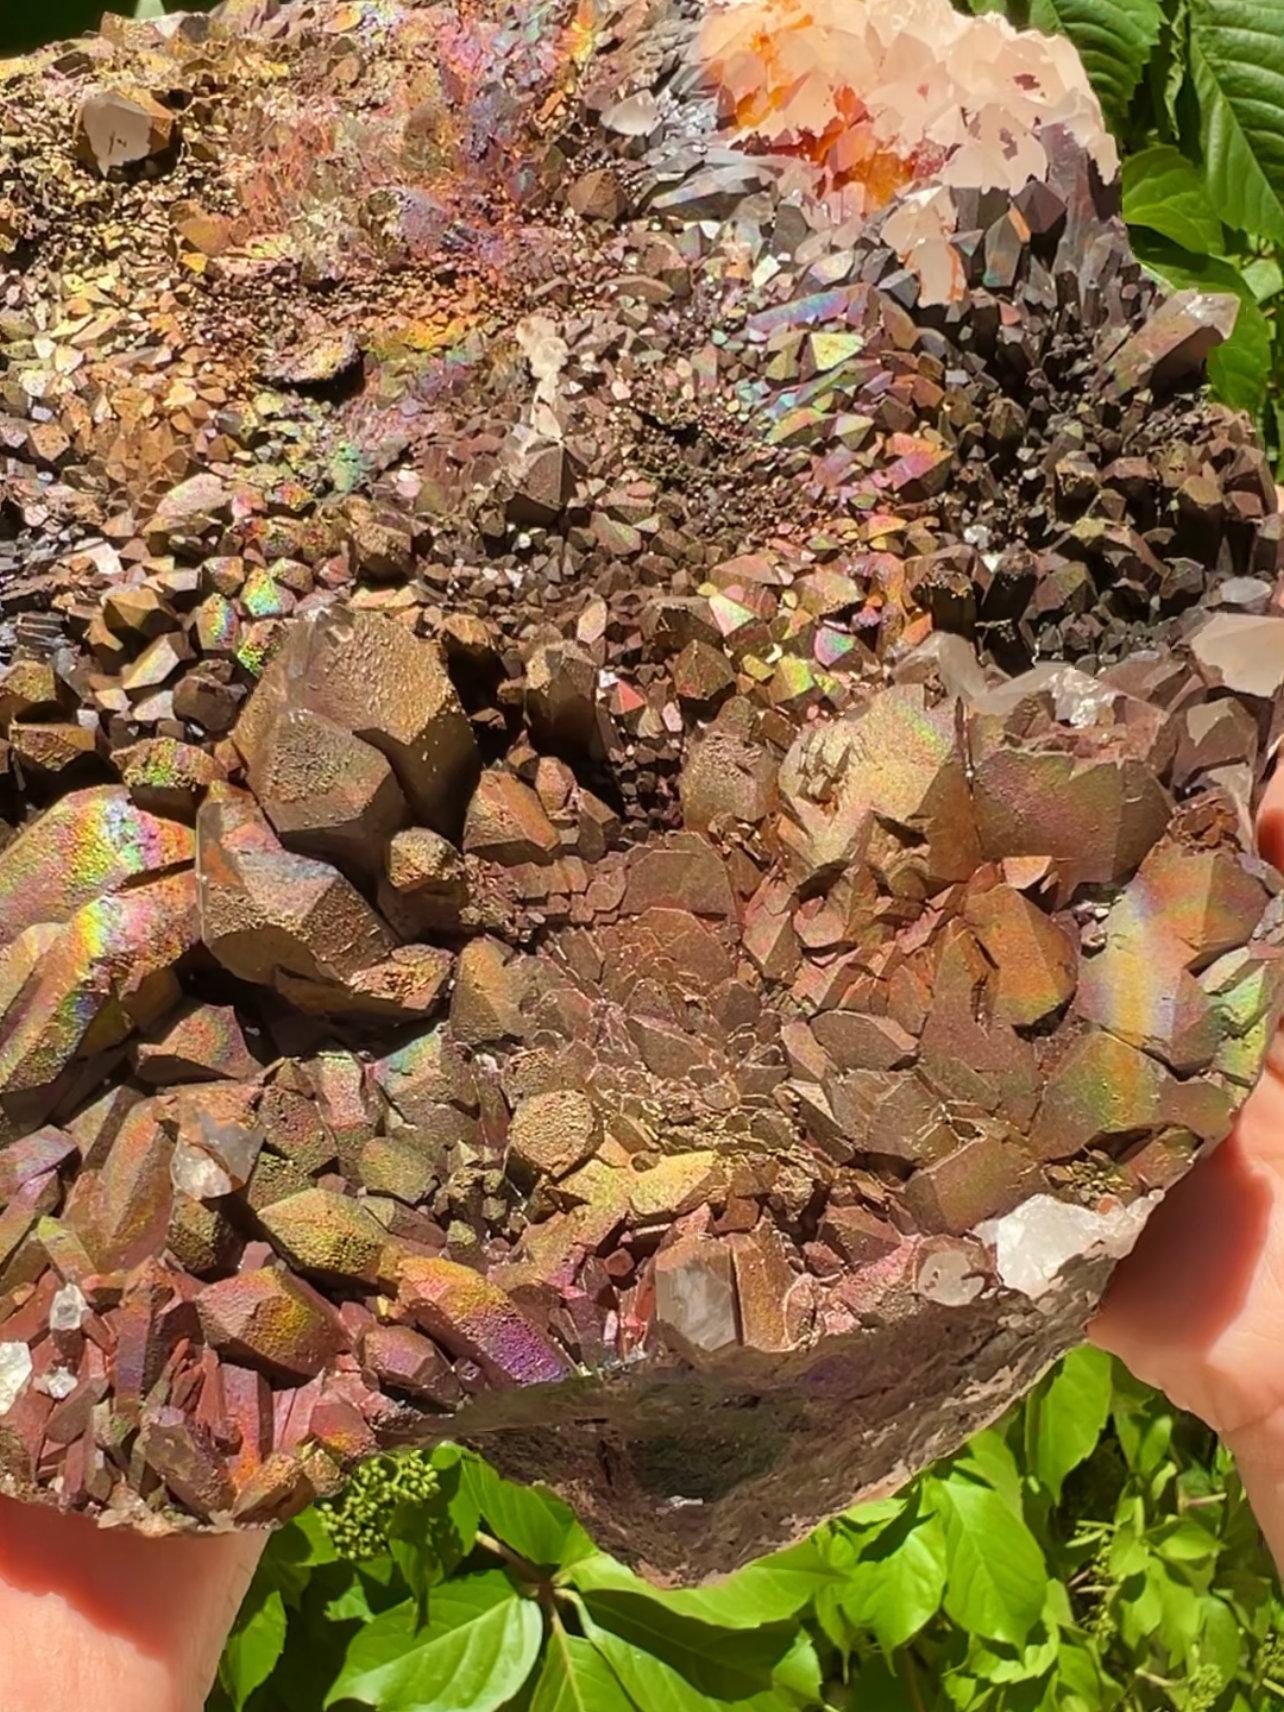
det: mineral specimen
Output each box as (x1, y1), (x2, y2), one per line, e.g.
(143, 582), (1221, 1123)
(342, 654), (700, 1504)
(0, 0), (1279, 1583)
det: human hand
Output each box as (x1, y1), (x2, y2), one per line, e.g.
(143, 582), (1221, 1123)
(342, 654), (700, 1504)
(0, 1495), (263, 1712)
(1092, 763), (1284, 1567)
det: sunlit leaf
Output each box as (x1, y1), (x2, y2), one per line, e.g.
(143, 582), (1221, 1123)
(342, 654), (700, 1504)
(841, 1502), (948, 1654)
(530, 1622), (638, 1712)
(565, 1534), (840, 1628)
(1189, 0), (1284, 241)
(934, 1474), (1049, 1646)
(1023, 1347), (1114, 1501)
(326, 1574), (542, 1712)
(462, 1456), (593, 1570)
(219, 1586), (287, 1711)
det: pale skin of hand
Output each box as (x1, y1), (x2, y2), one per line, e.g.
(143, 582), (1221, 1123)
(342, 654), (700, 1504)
(1092, 761), (1284, 1571)
(0, 1497), (263, 1710)
(0, 787), (1283, 1712)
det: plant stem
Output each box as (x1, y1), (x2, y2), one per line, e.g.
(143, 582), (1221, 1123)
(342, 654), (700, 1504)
(899, 1650), (927, 1712)
(474, 1528), (544, 1589)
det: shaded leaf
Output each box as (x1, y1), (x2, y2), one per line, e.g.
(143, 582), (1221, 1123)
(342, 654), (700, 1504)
(578, 1592), (796, 1711)
(960, 1620), (1061, 1687)
(1148, 0), (1192, 143)
(430, 1444), (482, 1557)
(770, 1632), (824, 1705)
(388, 1450), (482, 1614)
(1198, 1593), (1243, 1681)
(846, 1654), (918, 1711)
(268, 1564), (368, 1710)
(257, 1514), (336, 1609)
(1123, 143), (1226, 251)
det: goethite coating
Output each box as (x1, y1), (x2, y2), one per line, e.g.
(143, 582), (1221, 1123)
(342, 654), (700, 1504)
(0, 0), (1280, 1582)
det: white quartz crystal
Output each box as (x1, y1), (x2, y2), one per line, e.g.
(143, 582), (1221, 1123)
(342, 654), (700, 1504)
(977, 1192), (1159, 1300)
(49, 1281), (88, 1332)
(0, 1342), (32, 1415)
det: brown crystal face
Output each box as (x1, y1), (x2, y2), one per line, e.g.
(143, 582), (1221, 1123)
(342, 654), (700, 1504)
(0, 0), (1279, 1580)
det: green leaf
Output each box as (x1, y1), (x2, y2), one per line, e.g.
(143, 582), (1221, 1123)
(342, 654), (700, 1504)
(960, 1621), (1061, 1688)
(1132, 233), (1274, 412)
(1109, 1519), (1150, 1583)
(219, 1585), (287, 1711)
(847, 1654), (918, 1711)
(1155, 1518), (1221, 1564)
(1240, 256), (1283, 301)
(1123, 144), (1226, 252)
(132, 0), (168, 16)
(387, 1450), (482, 1615)
(327, 1574), (543, 1712)
(431, 1444), (482, 1558)
(1198, 1593), (1243, 1682)
(1155, 1566), (1205, 1659)
(841, 1504), (948, 1654)
(1028, 0), (1164, 127)
(280, 1508), (342, 1570)
(1112, 1368), (1175, 1475)
(1023, 1347), (1114, 1501)
(933, 1474), (1049, 1646)
(530, 1622), (638, 1712)
(1218, 311), (1280, 417)
(462, 1457), (592, 1570)
(843, 1495), (912, 1532)
(770, 1632), (823, 1705)
(1189, 0), (1284, 241)
(577, 1593), (796, 1712)
(1054, 1635), (1113, 1707)
(1148, 0), (1192, 143)
(265, 1561), (367, 1709)
(565, 1534), (839, 1628)
(956, 1429), (1025, 1514)
(256, 1519), (325, 1609)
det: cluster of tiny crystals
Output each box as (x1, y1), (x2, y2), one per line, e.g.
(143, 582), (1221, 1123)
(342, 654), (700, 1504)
(0, 0), (1277, 1576)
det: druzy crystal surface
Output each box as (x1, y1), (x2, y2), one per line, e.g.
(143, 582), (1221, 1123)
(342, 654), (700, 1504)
(0, 0), (1280, 1579)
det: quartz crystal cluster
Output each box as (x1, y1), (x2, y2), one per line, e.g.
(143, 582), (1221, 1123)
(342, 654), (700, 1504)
(700, 0), (1118, 202)
(0, 0), (1279, 1580)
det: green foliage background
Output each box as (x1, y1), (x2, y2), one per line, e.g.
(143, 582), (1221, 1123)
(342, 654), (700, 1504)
(964, 0), (1284, 468)
(204, 1352), (1284, 1712)
(2, 0), (1282, 1705)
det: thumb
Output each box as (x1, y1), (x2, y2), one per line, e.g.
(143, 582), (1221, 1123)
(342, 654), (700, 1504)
(0, 1496), (264, 1712)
